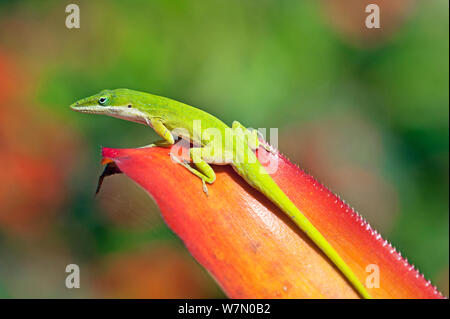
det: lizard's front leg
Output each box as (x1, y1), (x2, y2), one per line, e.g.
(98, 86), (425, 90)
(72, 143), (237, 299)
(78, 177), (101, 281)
(171, 145), (232, 195)
(140, 118), (175, 148)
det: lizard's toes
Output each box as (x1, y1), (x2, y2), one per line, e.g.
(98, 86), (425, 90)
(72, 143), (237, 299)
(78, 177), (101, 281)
(170, 153), (182, 163)
(202, 180), (209, 196)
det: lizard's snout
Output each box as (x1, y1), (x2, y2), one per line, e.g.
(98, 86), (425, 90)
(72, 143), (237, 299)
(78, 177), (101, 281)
(70, 102), (80, 110)
(70, 96), (100, 113)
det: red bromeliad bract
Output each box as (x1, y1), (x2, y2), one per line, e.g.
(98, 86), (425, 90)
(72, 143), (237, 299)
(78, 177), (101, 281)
(100, 145), (444, 299)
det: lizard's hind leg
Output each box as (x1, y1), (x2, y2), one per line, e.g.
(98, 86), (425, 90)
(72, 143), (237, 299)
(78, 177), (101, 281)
(232, 121), (259, 150)
(232, 120), (276, 154)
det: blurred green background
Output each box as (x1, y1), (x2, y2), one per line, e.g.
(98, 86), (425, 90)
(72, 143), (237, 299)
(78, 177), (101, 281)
(0, 0), (448, 298)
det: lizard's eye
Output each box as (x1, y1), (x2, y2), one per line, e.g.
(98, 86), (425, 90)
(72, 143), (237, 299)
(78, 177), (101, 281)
(98, 97), (108, 105)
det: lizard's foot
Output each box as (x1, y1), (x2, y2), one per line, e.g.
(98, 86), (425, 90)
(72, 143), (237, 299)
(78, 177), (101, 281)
(170, 153), (190, 165)
(170, 153), (180, 163)
(260, 141), (277, 155)
(138, 143), (156, 149)
(252, 129), (277, 155)
(202, 179), (209, 196)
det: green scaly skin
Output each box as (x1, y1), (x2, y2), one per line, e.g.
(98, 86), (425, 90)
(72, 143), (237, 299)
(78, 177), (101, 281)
(71, 88), (372, 299)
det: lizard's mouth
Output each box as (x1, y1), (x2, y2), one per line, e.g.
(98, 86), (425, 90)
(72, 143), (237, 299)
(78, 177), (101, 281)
(70, 103), (149, 125)
(70, 103), (105, 114)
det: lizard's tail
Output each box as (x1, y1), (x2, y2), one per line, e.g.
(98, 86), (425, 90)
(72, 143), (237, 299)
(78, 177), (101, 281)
(233, 161), (372, 299)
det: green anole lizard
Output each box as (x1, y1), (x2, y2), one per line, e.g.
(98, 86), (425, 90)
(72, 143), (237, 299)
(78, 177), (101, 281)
(71, 88), (372, 299)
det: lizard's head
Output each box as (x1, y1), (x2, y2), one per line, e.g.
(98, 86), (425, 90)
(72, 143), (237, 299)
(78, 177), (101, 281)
(70, 89), (150, 125)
